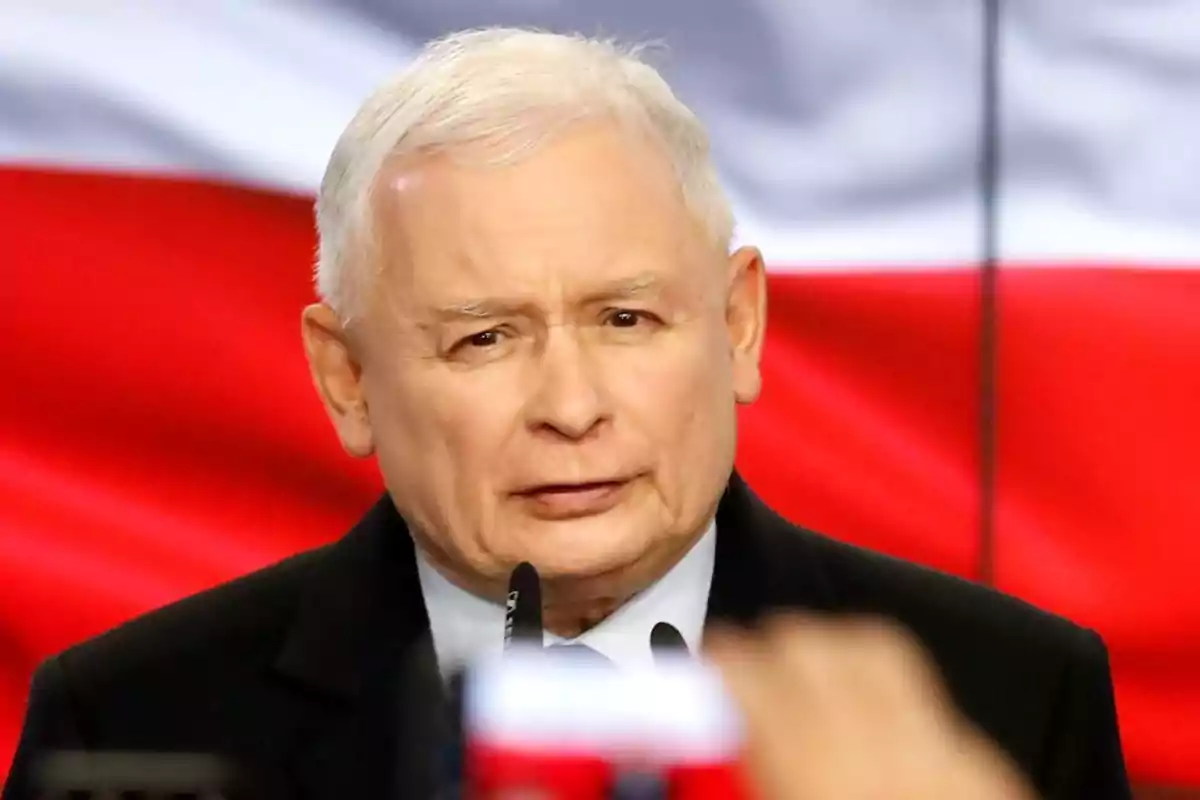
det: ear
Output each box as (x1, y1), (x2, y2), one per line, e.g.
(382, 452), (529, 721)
(301, 303), (375, 458)
(725, 245), (768, 405)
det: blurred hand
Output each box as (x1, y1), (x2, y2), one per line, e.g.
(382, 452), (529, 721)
(708, 615), (1037, 800)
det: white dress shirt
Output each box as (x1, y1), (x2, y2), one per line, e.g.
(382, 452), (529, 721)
(416, 521), (717, 673)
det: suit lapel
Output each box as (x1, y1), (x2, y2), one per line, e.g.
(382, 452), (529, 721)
(266, 474), (834, 797)
(707, 472), (838, 627)
(270, 495), (440, 799)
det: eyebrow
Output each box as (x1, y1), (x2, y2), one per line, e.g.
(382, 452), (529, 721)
(585, 272), (665, 302)
(431, 272), (668, 322)
(434, 299), (515, 320)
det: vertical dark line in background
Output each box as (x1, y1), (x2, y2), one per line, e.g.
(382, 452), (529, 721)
(977, 0), (1003, 587)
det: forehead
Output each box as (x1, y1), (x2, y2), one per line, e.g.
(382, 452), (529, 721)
(372, 123), (713, 306)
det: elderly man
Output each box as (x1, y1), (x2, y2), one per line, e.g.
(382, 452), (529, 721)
(5, 28), (1129, 800)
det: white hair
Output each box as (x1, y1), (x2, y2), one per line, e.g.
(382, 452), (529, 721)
(314, 27), (736, 322)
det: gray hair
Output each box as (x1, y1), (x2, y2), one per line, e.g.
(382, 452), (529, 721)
(314, 27), (735, 322)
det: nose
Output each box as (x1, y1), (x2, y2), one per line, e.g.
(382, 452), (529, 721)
(524, 328), (610, 440)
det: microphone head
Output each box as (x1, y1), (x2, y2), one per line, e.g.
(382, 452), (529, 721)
(650, 621), (688, 661)
(504, 561), (543, 651)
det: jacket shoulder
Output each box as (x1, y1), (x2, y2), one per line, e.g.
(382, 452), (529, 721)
(807, 531), (1094, 658)
(789, 526), (1111, 768)
(801, 530), (1128, 795)
(54, 543), (334, 691)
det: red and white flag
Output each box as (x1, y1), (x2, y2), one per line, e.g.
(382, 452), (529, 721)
(464, 651), (747, 799)
(2, 1), (1197, 784)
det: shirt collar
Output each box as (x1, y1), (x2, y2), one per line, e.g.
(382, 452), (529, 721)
(417, 520), (717, 673)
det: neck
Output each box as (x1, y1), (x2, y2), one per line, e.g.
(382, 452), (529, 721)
(419, 551), (640, 637)
(411, 525), (711, 637)
(541, 598), (624, 638)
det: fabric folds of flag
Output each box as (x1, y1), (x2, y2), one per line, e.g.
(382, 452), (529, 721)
(1, 1), (1197, 786)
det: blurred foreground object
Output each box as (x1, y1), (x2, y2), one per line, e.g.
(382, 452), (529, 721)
(465, 620), (1041, 800)
(33, 750), (235, 799)
(464, 647), (745, 799)
(709, 615), (1036, 800)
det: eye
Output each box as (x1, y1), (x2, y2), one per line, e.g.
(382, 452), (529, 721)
(453, 328), (506, 351)
(604, 309), (657, 328)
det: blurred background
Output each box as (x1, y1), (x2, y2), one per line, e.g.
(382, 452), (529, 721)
(2, 1), (1198, 795)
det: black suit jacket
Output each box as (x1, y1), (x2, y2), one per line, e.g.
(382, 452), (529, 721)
(4, 474), (1130, 799)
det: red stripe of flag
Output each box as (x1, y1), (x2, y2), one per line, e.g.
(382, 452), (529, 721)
(2, 167), (1197, 783)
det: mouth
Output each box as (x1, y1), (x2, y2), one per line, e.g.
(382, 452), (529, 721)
(513, 478), (634, 520)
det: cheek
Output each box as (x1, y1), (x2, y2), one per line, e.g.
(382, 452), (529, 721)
(618, 337), (735, 450)
(367, 371), (524, 559)
(369, 369), (520, 483)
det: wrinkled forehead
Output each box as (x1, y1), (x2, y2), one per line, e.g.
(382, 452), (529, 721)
(365, 125), (720, 315)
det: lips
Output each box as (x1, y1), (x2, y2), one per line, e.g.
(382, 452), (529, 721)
(514, 479), (633, 519)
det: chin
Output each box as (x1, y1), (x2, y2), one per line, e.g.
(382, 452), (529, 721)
(517, 525), (654, 585)
(491, 498), (692, 583)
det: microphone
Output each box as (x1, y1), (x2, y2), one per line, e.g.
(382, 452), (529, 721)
(504, 561), (543, 651)
(650, 621), (688, 662)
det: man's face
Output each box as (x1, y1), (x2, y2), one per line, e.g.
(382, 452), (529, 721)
(305, 123), (765, 607)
